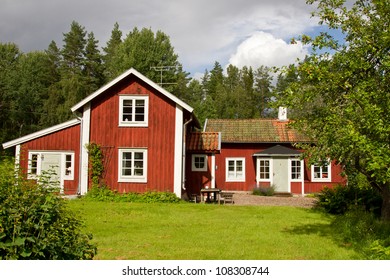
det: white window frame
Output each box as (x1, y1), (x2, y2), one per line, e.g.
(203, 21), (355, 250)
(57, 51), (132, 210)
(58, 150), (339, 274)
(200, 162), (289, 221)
(191, 154), (208, 172)
(226, 157), (245, 182)
(257, 158), (271, 182)
(119, 95), (149, 127)
(290, 158), (303, 182)
(311, 161), (331, 182)
(28, 152), (41, 178)
(27, 151), (74, 181)
(63, 153), (75, 180)
(118, 148), (148, 183)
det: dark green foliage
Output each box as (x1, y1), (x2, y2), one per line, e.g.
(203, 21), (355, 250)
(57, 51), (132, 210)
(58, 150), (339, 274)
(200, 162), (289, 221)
(280, 0), (390, 220)
(83, 186), (181, 203)
(0, 158), (97, 260)
(253, 185), (275, 196)
(332, 208), (390, 259)
(315, 183), (382, 217)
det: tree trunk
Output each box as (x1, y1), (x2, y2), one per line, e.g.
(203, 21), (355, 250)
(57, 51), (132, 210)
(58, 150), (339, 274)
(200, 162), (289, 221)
(381, 186), (390, 221)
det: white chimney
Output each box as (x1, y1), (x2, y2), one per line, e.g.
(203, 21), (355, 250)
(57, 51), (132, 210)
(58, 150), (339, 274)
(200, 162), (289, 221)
(278, 107), (288, 121)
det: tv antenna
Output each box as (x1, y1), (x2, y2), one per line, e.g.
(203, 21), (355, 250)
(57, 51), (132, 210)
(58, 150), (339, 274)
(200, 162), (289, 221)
(151, 65), (179, 87)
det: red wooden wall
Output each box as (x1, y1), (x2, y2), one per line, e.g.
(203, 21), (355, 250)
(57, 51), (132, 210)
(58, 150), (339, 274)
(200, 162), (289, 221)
(19, 124), (81, 195)
(89, 75), (177, 193)
(208, 143), (345, 194)
(185, 153), (213, 195)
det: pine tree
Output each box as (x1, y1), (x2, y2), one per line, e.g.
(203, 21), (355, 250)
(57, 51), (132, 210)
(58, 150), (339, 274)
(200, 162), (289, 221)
(0, 43), (20, 145)
(103, 22), (122, 81)
(254, 66), (274, 117)
(84, 32), (104, 93)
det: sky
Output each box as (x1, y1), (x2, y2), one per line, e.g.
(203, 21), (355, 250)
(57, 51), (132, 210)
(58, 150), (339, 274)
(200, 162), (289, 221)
(0, 0), (322, 78)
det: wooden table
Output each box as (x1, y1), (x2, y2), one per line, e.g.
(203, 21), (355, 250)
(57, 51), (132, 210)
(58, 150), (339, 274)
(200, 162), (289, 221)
(200, 188), (221, 203)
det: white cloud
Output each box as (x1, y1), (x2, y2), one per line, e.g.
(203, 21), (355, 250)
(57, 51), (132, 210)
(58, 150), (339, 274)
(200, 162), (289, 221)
(228, 31), (308, 69)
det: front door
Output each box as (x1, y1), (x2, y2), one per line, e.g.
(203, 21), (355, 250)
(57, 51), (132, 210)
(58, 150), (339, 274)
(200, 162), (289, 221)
(256, 157), (290, 193)
(272, 157), (289, 193)
(40, 153), (62, 190)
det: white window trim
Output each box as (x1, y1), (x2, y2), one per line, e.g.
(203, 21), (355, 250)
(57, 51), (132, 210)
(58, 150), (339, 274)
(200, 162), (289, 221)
(118, 148), (148, 183)
(191, 154), (208, 172)
(290, 158), (303, 182)
(27, 151), (74, 181)
(62, 153), (75, 180)
(311, 161), (331, 182)
(119, 95), (149, 127)
(226, 157), (245, 182)
(28, 152), (41, 179)
(257, 158), (272, 183)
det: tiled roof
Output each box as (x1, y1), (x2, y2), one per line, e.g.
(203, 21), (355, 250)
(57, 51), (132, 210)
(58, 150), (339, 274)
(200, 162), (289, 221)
(204, 119), (311, 143)
(187, 132), (221, 153)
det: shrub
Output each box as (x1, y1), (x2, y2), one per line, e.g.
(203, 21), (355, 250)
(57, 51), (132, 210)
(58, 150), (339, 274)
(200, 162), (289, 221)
(253, 185), (275, 196)
(315, 182), (382, 216)
(0, 157), (97, 260)
(83, 186), (181, 203)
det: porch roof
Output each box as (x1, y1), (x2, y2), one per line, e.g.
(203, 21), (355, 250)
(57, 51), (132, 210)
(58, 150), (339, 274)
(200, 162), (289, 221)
(204, 119), (311, 143)
(187, 132), (221, 153)
(253, 145), (302, 156)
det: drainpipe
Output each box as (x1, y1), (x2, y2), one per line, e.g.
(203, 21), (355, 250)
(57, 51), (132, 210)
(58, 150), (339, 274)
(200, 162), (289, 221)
(182, 115), (193, 192)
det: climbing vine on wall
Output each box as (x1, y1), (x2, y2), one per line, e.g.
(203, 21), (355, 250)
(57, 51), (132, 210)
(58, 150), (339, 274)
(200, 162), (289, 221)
(86, 142), (104, 188)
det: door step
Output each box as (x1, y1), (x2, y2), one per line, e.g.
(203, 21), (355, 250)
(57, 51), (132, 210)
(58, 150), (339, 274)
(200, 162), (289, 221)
(274, 192), (293, 197)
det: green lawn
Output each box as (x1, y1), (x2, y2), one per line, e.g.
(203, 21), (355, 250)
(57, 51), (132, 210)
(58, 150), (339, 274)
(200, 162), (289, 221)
(68, 200), (360, 260)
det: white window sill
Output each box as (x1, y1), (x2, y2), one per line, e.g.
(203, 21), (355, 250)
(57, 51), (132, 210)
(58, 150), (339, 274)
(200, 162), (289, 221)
(118, 177), (147, 183)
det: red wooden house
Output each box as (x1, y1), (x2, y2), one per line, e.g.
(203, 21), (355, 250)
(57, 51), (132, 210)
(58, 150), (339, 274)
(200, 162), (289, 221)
(3, 68), (199, 197)
(185, 108), (346, 196)
(3, 69), (345, 198)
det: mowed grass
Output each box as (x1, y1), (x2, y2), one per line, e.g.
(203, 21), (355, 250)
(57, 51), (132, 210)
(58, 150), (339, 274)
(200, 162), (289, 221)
(68, 200), (360, 260)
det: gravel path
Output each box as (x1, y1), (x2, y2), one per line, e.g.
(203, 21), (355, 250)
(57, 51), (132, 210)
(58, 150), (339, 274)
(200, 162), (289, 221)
(231, 193), (317, 208)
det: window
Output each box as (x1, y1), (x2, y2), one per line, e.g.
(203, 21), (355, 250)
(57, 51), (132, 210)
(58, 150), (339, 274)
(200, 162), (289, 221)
(192, 154), (207, 172)
(27, 151), (74, 180)
(226, 158), (245, 182)
(258, 159), (271, 181)
(63, 153), (74, 180)
(311, 162), (331, 182)
(291, 159), (302, 180)
(118, 149), (147, 183)
(119, 96), (149, 127)
(30, 153), (39, 176)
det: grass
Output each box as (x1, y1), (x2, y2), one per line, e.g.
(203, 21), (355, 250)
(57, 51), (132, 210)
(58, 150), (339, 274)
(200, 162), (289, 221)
(68, 200), (361, 260)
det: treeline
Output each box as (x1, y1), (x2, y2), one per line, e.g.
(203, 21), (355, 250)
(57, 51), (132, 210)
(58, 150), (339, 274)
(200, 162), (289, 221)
(0, 21), (292, 148)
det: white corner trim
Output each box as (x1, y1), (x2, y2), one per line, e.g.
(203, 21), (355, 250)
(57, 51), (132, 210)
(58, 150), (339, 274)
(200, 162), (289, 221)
(14, 145), (21, 177)
(211, 154), (216, 189)
(173, 105), (183, 198)
(2, 119), (80, 149)
(80, 104), (91, 195)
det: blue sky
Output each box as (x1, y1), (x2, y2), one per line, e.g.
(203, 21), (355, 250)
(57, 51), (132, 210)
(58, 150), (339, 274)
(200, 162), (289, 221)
(1, 0), (326, 78)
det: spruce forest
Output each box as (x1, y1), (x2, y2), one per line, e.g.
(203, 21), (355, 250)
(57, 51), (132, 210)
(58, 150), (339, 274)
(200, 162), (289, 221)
(0, 21), (288, 150)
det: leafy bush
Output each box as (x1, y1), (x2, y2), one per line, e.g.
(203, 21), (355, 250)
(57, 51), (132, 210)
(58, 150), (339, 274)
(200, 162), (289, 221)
(253, 185), (275, 196)
(0, 157), (97, 260)
(315, 182), (382, 216)
(83, 186), (182, 203)
(332, 208), (390, 259)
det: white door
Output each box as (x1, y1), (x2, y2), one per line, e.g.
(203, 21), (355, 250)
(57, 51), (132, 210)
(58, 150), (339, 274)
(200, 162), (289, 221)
(272, 157), (290, 193)
(40, 153), (62, 190)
